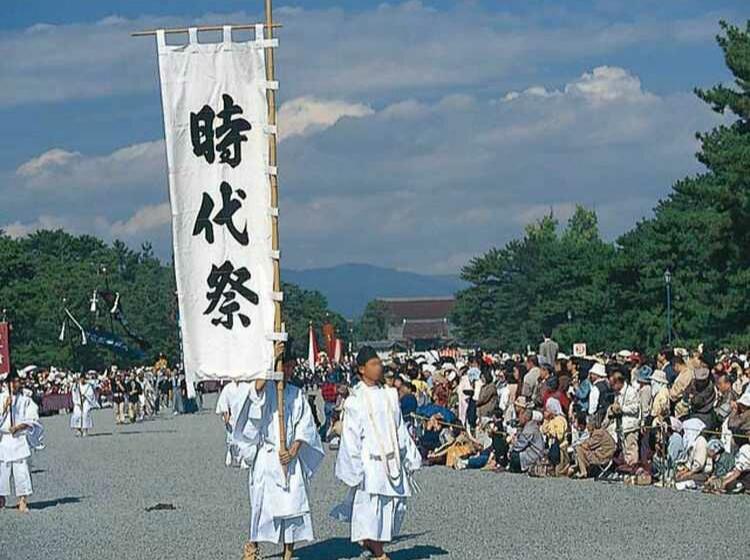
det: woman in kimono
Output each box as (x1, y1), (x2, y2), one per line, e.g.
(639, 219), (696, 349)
(70, 374), (98, 437)
(0, 369), (45, 513)
(233, 370), (324, 560)
(333, 346), (422, 560)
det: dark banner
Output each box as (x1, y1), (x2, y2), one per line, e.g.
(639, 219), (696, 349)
(85, 329), (145, 360)
(0, 322), (10, 375)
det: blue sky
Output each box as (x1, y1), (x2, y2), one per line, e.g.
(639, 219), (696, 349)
(0, 1), (746, 273)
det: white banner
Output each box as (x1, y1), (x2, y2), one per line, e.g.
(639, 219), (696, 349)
(156, 26), (277, 384)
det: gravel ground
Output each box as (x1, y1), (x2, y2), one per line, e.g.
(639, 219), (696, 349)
(2, 395), (748, 560)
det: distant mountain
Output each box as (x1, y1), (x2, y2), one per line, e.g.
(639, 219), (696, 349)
(284, 263), (468, 318)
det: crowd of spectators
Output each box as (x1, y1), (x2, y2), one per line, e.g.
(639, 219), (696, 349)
(303, 339), (750, 495)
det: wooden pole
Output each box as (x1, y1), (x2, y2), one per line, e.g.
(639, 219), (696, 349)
(264, 0), (288, 472)
(6, 321), (14, 428)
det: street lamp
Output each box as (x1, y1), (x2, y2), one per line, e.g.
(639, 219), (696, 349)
(664, 269), (672, 346)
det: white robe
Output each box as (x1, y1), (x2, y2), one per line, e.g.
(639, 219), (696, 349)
(233, 382), (324, 545)
(333, 383), (421, 543)
(0, 391), (45, 497)
(216, 381), (252, 464)
(70, 382), (98, 431)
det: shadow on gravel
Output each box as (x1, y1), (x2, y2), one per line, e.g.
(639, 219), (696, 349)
(117, 430), (178, 436)
(391, 545), (450, 560)
(30, 496), (83, 510)
(87, 432), (114, 437)
(293, 534), (440, 560)
(294, 537), (360, 559)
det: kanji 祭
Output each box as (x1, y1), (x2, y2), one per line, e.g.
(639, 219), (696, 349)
(204, 260), (259, 329)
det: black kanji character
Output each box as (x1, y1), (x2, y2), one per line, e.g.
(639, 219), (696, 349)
(192, 182), (249, 246)
(193, 192), (216, 244)
(190, 105), (216, 164)
(204, 261), (259, 329)
(215, 94), (252, 168)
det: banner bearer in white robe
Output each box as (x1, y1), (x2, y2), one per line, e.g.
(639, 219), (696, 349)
(0, 369), (45, 513)
(70, 376), (98, 437)
(215, 380), (252, 468)
(233, 368), (324, 560)
(333, 346), (422, 560)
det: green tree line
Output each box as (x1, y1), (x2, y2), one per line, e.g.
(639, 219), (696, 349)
(0, 230), (346, 369)
(452, 21), (750, 355)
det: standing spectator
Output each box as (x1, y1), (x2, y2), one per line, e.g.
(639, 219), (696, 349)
(127, 373), (142, 423)
(111, 374), (127, 425)
(476, 370), (498, 421)
(606, 371), (641, 468)
(538, 332), (559, 369)
(319, 374), (338, 441)
(669, 355), (694, 403)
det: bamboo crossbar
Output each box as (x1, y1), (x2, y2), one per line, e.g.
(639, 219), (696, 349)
(131, 23), (281, 37)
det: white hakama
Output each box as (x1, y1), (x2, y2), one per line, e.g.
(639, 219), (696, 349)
(70, 382), (98, 432)
(0, 391), (45, 498)
(333, 383), (421, 543)
(233, 381), (324, 545)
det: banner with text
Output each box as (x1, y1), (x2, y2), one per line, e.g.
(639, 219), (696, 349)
(157, 26), (277, 384)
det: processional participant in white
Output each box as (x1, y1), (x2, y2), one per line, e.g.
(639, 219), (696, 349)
(233, 362), (325, 560)
(215, 379), (252, 468)
(333, 346), (422, 560)
(70, 374), (98, 437)
(0, 368), (45, 513)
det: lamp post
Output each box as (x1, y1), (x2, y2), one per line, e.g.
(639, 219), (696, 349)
(664, 269), (672, 346)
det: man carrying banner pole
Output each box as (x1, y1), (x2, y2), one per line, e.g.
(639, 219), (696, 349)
(138, 0), (296, 556)
(233, 346), (325, 560)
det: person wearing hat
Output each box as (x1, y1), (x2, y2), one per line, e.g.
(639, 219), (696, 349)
(702, 439), (735, 492)
(586, 362), (610, 428)
(0, 368), (45, 513)
(681, 367), (716, 429)
(233, 348), (325, 560)
(635, 365), (653, 424)
(333, 346), (421, 560)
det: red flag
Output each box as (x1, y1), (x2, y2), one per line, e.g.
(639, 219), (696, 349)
(323, 321), (336, 358)
(0, 322), (10, 376)
(308, 323), (319, 371)
(333, 338), (343, 364)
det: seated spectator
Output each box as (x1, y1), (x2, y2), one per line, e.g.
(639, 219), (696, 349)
(675, 418), (708, 488)
(541, 398), (569, 475)
(508, 398), (545, 473)
(702, 439), (735, 493)
(572, 422), (617, 479)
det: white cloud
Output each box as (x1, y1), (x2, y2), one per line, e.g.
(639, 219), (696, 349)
(278, 97), (374, 140)
(109, 203), (171, 236)
(16, 148), (81, 177)
(14, 95), (366, 193)
(2, 3), (739, 273)
(504, 66), (653, 105)
(16, 140), (165, 192)
(2, 216), (73, 238)
(0, 6), (735, 108)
